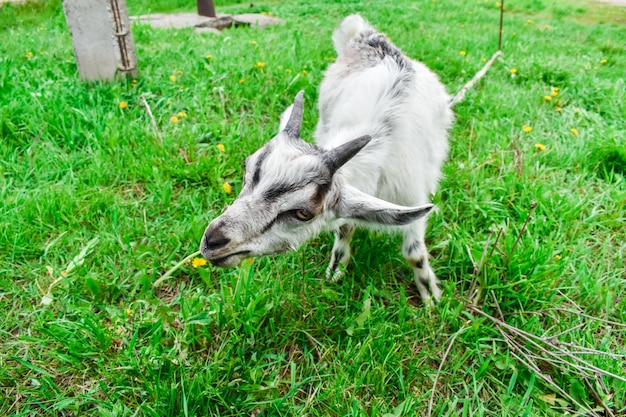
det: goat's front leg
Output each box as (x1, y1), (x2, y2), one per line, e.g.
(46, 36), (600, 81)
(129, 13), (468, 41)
(402, 221), (442, 305)
(326, 224), (355, 282)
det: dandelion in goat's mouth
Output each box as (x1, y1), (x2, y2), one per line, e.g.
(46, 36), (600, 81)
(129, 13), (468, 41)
(192, 257), (207, 268)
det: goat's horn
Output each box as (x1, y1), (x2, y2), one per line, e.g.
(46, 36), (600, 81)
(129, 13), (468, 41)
(322, 135), (372, 174)
(283, 90), (305, 138)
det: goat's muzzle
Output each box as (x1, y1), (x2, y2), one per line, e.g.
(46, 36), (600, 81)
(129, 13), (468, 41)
(200, 223), (250, 267)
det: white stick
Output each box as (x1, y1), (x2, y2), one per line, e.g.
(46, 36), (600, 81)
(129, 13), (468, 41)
(450, 50), (503, 107)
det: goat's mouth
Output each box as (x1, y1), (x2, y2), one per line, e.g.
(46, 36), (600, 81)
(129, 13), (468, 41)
(207, 250), (252, 267)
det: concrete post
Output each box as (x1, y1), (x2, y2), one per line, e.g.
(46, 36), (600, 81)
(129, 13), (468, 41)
(63, 0), (139, 81)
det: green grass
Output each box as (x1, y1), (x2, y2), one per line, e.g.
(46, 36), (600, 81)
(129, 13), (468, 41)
(1, 0), (625, 415)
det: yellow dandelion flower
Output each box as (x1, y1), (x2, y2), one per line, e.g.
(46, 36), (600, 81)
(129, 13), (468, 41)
(555, 107), (562, 112)
(551, 91), (558, 97)
(207, 54), (213, 60)
(119, 101), (128, 109)
(170, 116), (179, 123)
(170, 75), (177, 82)
(261, 11), (267, 15)
(61, 270), (68, 276)
(223, 182), (233, 194)
(192, 257), (208, 268)
(527, 19), (534, 24)
(571, 128), (579, 136)
(251, 40), (257, 45)
(544, 95), (552, 101)
(302, 69), (308, 75)
(495, 1), (501, 7)
(534, 143), (546, 151)
(217, 144), (225, 152)
(523, 125), (532, 133)
(176, 70), (183, 75)
(125, 308), (133, 316)
(510, 68), (518, 74)
(552, 86), (559, 91)
(257, 61), (266, 68)
(481, 57), (487, 62)
(544, 24), (550, 29)
(460, 50), (467, 56)
(25, 51), (33, 59)
(177, 111), (187, 118)
(600, 59), (607, 64)
(554, 254), (562, 261)
(239, 78), (245, 84)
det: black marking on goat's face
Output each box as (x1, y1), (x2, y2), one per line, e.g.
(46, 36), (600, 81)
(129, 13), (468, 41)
(250, 144), (273, 188)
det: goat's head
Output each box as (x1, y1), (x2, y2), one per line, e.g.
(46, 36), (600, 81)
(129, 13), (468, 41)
(199, 91), (434, 267)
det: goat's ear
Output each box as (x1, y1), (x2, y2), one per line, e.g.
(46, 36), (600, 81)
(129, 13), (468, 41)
(282, 90), (305, 138)
(279, 104), (294, 132)
(335, 185), (434, 226)
(322, 135), (372, 174)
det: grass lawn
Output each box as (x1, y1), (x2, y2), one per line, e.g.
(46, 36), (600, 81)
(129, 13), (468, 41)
(1, 0), (626, 415)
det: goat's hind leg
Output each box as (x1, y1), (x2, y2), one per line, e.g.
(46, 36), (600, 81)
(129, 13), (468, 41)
(402, 221), (442, 304)
(326, 224), (355, 281)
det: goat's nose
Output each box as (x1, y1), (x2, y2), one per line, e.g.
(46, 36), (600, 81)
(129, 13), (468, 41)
(202, 226), (231, 251)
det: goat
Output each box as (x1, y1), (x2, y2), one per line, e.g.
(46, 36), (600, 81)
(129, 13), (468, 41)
(200, 14), (453, 303)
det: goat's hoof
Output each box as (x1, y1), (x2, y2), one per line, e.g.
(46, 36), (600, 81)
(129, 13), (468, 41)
(325, 266), (344, 282)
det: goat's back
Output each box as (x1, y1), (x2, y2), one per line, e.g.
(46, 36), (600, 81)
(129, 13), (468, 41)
(314, 15), (452, 207)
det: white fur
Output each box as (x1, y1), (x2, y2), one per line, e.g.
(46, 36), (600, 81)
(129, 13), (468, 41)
(200, 14), (453, 303)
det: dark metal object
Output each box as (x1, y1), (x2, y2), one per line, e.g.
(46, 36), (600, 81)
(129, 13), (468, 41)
(197, 0), (216, 18)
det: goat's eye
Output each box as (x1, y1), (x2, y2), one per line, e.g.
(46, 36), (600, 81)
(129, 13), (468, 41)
(294, 209), (314, 222)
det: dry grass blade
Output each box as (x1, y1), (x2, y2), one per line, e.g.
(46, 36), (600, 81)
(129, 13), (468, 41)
(467, 304), (626, 414)
(140, 95), (163, 143)
(427, 323), (468, 417)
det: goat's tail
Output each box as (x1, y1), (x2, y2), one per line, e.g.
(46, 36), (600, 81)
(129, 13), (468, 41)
(332, 14), (372, 55)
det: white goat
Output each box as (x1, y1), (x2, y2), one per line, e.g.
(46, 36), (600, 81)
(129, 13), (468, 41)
(200, 14), (453, 302)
